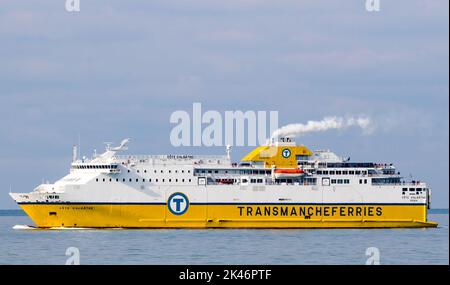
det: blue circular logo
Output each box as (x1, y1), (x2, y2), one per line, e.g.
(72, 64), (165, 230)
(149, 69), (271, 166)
(282, 148), (291, 158)
(168, 192), (189, 215)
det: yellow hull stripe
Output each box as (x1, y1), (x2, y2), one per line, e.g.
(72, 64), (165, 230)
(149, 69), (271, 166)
(19, 204), (438, 228)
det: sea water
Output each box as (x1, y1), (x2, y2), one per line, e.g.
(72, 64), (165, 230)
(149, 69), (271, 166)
(0, 210), (447, 265)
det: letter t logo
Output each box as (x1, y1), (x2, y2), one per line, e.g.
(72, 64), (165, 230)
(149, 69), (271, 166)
(173, 198), (184, 212)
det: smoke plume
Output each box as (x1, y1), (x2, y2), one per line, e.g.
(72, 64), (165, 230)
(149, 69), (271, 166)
(270, 116), (373, 141)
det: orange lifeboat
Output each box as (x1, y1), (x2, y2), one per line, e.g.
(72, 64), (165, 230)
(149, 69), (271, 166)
(273, 168), (304, 179)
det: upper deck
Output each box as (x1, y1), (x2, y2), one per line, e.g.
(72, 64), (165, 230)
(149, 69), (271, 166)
(66, 137), (425, 188)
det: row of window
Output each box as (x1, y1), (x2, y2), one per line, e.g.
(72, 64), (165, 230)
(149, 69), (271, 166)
(331, 179), (350, 184)
(317, 170), (367, 175)
(249, 178), (264, 183)
(402, 187), (424, 195)
(128, 169), (192, 174)
(75, 165), (193, 174)
(73, 165), (118, 169)
(95, 177), (193, 183)
(46, 195), (60, 199)
(372, 178), (401, 184)
(322, 162), (376, 168)
(402, 188), (423, 192)
(195, 169), (272, 175)
(275, 178), (317, 184)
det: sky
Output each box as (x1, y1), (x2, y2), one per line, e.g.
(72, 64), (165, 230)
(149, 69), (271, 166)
(0, 0), (448, 208)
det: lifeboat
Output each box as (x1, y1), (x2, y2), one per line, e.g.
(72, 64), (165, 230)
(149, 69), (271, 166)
(215, 178), (235, 185)
(273, 168), (304, 179)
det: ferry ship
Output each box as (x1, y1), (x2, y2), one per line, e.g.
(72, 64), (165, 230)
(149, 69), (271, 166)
(10, 138), (437, 228)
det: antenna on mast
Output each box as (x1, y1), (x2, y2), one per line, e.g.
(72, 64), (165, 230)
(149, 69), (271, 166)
(78, 133), (81, 160)
(72, 144), (78, 162)
(226, 144), (232, 160)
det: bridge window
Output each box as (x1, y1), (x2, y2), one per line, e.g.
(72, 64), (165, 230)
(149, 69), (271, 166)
(296, 155), (310, 161)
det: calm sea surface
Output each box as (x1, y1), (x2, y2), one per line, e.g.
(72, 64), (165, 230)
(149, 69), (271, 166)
(0, 210), (448, 265)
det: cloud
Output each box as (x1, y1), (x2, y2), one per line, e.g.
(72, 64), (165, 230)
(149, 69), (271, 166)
(0, 0), (448, 208)
(278, 49), (414, 71)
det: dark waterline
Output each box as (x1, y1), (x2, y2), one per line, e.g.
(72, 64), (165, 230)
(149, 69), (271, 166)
(1, 208), (448, 216)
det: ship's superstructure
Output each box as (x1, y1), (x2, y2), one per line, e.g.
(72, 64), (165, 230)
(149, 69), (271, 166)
(10, 138), (437, 228)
